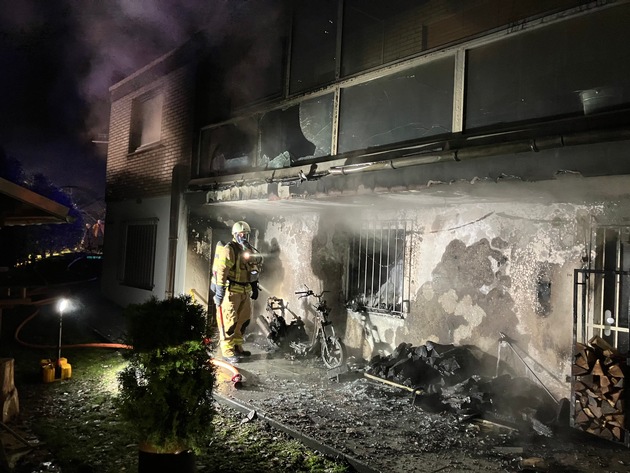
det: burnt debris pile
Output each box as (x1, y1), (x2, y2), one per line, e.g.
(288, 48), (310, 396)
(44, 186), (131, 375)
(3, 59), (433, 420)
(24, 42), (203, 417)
(367, 341), (560, 435)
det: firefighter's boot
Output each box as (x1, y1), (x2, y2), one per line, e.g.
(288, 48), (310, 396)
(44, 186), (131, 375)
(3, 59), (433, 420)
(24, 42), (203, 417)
(222, 348), (240, 364)
(235, 345), (251, 357)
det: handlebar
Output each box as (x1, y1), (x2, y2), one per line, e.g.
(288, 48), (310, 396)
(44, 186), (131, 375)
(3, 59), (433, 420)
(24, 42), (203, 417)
(295, 288), (329, 299)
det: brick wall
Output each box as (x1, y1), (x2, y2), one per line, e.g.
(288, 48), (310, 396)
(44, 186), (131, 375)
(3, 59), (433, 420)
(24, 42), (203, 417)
(106, 64), (195, 202)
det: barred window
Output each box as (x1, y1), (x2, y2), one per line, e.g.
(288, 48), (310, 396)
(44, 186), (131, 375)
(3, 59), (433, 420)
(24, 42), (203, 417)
(120, 219), (157, 290)
(347, 220), (409, 317)
(587, 226), (630, 352)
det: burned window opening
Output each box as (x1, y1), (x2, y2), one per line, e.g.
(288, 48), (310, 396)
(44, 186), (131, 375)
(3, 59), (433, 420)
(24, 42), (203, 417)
(342, 0), (426, 77)
(197, 118), (258, 176)
(129, 92), (164, 153)
(260, 95), (334, 169)
(348, 220), (409, 318)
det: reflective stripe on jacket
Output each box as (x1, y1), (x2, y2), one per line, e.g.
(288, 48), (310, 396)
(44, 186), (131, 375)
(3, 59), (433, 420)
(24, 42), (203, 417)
(212, 240), (251, 293)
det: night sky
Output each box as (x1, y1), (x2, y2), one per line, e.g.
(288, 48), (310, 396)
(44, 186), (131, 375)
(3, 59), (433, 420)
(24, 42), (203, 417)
(0, 0), (231, 203)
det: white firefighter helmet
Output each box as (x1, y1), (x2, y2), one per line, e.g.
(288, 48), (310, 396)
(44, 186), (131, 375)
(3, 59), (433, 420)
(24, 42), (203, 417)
(232, 221), (251, 235)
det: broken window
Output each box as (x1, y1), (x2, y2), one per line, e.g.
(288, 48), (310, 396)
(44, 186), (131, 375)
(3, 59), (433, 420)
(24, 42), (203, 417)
(260, 94), (334, 168)
(347, 220), (409, 317)
(197, 118), (259, 175)
(128, 92), (164, 152)
(338, 56), (454, 153)
(466, 4), (630, 130)
(120, 219), (157, 290)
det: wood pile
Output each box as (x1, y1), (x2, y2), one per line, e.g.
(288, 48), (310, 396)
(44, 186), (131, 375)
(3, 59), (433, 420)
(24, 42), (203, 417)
(573, 336), (627, 444)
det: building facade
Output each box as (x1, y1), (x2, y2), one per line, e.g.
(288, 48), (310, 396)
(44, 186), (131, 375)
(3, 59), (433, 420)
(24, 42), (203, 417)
(103, 0), (630, 402)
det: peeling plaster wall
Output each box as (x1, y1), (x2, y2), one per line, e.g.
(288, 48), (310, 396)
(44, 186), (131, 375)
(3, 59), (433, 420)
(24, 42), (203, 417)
(399, 202), (597, 400)
(257, 214), (348, 330)
(245, 195), (610, 401)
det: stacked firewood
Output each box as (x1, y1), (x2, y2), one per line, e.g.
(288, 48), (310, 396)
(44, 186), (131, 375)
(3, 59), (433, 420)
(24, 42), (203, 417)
(573, 336), (627, 443)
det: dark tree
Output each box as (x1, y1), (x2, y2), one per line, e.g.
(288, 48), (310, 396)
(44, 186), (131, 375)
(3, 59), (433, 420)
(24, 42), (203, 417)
(0, 151), (85, 266)
(0, 146), (26, 184)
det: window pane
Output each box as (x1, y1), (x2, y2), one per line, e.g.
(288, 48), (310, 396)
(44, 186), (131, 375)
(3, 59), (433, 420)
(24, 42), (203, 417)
(226, 17), (285, 107)
(289, 0), (337, 94)
(196, 0), (285, 122)
(260, 94), (333, 168)
(129, 94), (163, 152)
(342, 0), (588, 76)
(139, 94), (163, 146)
(466, 4), (630, 129)
(197, 118), (258, 175)
(338, 57), (454, 154)
(342, 0), (424, 76)
(423, 0), (589, 50)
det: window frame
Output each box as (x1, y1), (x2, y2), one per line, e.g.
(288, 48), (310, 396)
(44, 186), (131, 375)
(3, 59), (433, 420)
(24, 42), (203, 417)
(128, 92), (164, 153)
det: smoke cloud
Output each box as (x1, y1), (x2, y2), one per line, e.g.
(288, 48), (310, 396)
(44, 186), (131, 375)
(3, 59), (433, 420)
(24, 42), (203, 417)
(0, 0), (234, 190)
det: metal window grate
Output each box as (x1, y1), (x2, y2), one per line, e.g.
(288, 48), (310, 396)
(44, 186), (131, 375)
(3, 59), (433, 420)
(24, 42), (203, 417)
(348, 220), (409, 317)
(572, 225), (630, 445)
(574, 269), (630, 356)
(121, 220), (157, 290)
(585, 226), (630, 351)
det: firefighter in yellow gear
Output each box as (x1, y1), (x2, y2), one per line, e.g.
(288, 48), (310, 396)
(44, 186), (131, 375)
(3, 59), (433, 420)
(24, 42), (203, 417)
(211, 221), (262, 363)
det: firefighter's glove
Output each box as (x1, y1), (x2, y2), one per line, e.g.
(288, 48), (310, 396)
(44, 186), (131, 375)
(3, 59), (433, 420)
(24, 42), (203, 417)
(251, 281), (259, 300)
(214, 285), (225, 307)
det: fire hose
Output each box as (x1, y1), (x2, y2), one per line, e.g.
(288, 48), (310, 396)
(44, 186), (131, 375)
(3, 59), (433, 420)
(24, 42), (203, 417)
(14, 298), (244, 388)
(210, 358), (244, 388)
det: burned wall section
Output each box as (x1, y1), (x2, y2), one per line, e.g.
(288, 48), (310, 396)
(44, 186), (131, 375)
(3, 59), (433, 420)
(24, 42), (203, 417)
(214, 203), (580, 391)
(242, 195), (598, 401)
(395, 202), (592, 400)
(257, 213), (349, 336)
(196, 170), (630, 403)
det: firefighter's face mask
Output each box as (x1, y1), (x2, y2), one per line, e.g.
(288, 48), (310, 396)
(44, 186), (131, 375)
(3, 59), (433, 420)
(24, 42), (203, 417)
(235, 232), (249, 246)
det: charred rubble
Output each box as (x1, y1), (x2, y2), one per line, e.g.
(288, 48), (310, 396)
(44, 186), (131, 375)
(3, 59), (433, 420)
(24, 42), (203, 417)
(366, 341), (563, 436)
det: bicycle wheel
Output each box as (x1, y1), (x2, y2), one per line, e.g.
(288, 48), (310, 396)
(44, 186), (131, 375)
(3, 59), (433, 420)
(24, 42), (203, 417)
(321, 336), (345, 369)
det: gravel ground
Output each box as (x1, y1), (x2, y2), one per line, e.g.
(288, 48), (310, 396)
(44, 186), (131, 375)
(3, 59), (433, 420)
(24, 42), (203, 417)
(212, 342), (630, 473)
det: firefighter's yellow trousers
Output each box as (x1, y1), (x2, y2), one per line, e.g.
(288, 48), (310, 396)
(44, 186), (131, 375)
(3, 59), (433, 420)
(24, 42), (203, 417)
(216, 290), (251, 357)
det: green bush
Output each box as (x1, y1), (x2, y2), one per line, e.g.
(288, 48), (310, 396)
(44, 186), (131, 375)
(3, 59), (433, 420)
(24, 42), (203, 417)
(116, 294), (216, 453)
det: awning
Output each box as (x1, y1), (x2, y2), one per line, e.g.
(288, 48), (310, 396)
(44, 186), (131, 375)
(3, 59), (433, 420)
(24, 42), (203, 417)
(0, 177), (72, 227)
